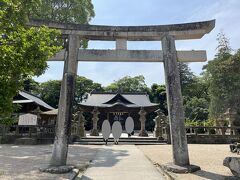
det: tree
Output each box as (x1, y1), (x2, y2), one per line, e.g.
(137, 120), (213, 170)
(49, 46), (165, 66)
(0, 0), (61, 122)
(31, 0), (95, 24)
(39, 80), (62, 108)
(178, 63), (210, 121)
(105, 75), (150, 93)
(178, 63), (195, 96)
(182, 76), (210, 121)
(204, 32), (240, 118)
(23, 77), (40, 93)
(149, 84), (167, 114)
(75, 76), (103, 104)
(31, 0), (95, 48)
(184, 97), (209, 121)
(38, 76), (103, 108)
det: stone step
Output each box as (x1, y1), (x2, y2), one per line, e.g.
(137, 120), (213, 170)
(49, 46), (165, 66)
(80, 137), (158, 140)
(73, 141), (166, 145)
(73, 137), (167, 145)
(75, 139), (163, 143)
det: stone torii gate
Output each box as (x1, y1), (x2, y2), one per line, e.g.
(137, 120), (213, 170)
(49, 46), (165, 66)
(29, 19), (215, 172)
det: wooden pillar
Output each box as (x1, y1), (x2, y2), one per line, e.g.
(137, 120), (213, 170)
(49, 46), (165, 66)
(161, 35), (190, 166)
(50, 34), (80, 166)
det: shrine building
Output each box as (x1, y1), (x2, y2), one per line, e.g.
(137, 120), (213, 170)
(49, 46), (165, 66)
(78, 92), (159, 136)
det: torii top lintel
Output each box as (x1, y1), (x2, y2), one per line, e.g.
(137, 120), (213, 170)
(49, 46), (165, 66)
(28, 19), (215, 41)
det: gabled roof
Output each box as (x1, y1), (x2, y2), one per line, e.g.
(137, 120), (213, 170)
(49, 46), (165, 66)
(79, 92), (158, 108)
(13, 91), (54, 110)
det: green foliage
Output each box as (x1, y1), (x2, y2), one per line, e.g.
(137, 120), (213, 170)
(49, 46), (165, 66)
(149, 84), (167, 114)
(184, 97), (209, 121)
(0, 117), (15, 125)
(39, 80), (62, 108)
(204, 32), (240, 118)
(75, 76), (103, 103)
(0, 0), (61, 123)
(38, 76), (103, 108)
(104, 75), (149, 93)
(31, 0), (95, 24)
(23, 77), (40, 93)
(185, 118), (215, 127)
(178, 63), (210, 121)
(178, 63), (196, 96)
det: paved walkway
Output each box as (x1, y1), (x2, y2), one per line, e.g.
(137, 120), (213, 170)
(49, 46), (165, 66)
(81, 145), (164, 180)
(0, 144), (99, 180)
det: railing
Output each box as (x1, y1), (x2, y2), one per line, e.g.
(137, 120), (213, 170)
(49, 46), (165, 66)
(0, 124), (55, 139)
(185, 126), (240, 136)
(160, 125), (240, 144)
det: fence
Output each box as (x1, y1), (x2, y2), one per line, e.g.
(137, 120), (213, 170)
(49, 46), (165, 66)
(0, 124), (55, 144)
(160, 125), (240, 144)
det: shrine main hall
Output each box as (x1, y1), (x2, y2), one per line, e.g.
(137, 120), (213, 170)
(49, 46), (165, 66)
(78, 92), (159, 136)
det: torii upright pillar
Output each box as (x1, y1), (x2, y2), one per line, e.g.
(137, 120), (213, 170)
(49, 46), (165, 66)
(50, 34), (80, 166)
(162, 35), (200, 172)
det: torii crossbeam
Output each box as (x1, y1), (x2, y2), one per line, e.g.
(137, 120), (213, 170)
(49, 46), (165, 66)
(28, 19), (215, 172)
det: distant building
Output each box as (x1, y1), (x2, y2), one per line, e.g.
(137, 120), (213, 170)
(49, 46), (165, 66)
(13, 91), (55, 125)
(13, 91), (54, 113)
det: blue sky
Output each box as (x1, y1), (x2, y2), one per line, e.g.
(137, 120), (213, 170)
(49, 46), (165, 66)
(34, 0), (240, 87)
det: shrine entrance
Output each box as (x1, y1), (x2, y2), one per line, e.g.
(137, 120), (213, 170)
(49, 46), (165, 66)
(29, 19), (215, 172)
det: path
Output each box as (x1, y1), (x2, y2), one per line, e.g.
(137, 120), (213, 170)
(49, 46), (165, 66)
(81, 145), (163, 180)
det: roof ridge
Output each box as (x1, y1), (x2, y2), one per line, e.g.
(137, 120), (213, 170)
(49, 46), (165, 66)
(90, 91), (148, 95)
(20, 90), (42, 99)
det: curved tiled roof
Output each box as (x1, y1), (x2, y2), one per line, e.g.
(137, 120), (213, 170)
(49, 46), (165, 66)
(79, 92), (158, 108)
(13, 91), (54, 110)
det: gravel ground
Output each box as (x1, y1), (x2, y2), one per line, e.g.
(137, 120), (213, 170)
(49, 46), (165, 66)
(138, 144), (239, 180)
(0, 144), (99, 180)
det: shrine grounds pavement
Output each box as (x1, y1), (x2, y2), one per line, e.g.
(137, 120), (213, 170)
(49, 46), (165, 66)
(0, 144), (238, 180)
(0, 144), (164, 180)
(0, 144), (99, 180)
(138, 144), (239, 180)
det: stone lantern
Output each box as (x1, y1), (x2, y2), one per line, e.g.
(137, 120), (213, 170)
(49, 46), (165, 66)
(90, 107), (100, 136)
(154, 109), (166, 139)
(73, 109), (86, 138)
(138, 107), (148, 136)
(217, 115), (226, 135)
(224, 108), (238, 135)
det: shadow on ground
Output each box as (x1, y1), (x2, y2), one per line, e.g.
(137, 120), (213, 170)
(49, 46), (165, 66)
(193, 170), (235, 180)
(0, 144), (128, 180)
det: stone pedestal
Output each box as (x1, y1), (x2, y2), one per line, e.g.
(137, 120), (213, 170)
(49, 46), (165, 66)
(90, 107), (100, 136)
(138, 107), (148, 137)
(163, 163), (200, 173)
(162, 35), (190, 167)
